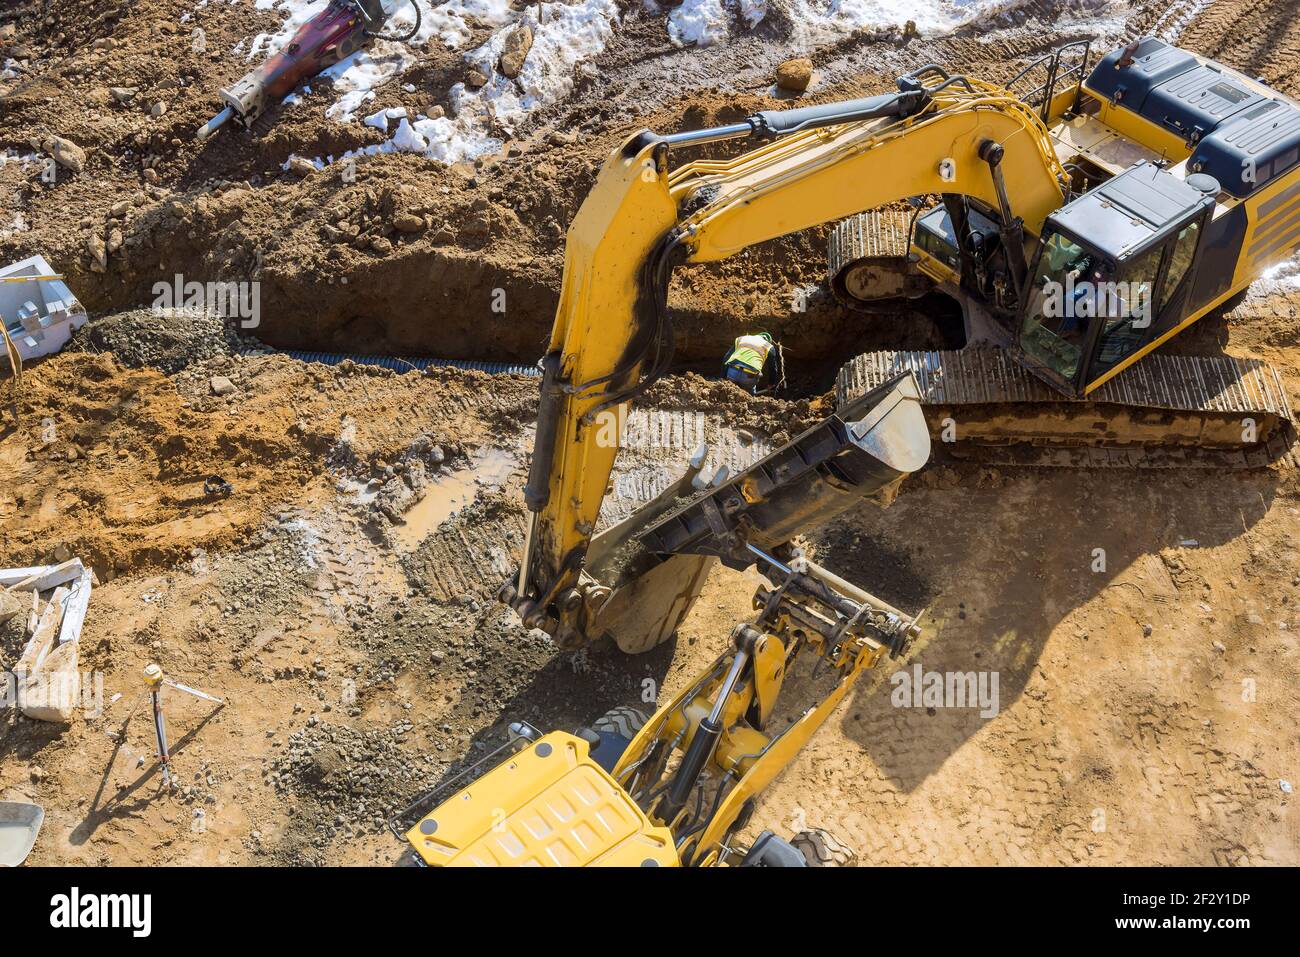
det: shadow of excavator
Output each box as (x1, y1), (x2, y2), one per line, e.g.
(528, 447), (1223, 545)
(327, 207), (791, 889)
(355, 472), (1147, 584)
(820, 464), (1283, 793)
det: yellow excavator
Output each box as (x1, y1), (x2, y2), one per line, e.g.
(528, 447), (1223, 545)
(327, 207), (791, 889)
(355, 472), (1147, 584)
(501, 35), (1297, 653)
(393, 37), (1300, 865)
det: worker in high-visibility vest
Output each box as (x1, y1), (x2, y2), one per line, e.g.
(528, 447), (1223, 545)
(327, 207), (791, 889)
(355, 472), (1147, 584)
(723, 332), (780, 394)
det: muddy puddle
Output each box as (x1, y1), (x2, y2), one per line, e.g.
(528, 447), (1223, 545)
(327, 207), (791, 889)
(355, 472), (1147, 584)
(391, 448), (520, 551)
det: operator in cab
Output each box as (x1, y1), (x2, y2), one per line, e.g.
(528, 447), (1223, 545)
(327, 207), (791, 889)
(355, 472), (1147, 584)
(724, 332), (781, 394)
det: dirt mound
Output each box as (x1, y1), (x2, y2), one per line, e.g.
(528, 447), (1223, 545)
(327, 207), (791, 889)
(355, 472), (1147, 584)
(67, 307), (265, 374)
(643, 372), (830, 441)
(268, 718), (443, 853)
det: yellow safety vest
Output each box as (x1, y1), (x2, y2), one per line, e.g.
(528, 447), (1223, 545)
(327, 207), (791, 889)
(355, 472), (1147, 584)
(726, 335), (774, 375)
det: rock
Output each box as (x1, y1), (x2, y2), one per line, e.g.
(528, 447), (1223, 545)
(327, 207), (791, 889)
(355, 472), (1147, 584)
(91, 38), (117, 50)
(498, 24), (533, 79)
(150, 101), (168, 118)
(465, 67), (489, 89)
(425, 104), (446, 120)
(1141, 623), (1152, 637)
(109, 86), (137, 103)
(86, 234), (108, 272)
(369, 236), (393, 255)
(288, 156), (317, 178)
(776, 58), (813, 93)
(45, 135), (87, 173)
(0, 590), (23, 625)
(106, 229), (123, 254)
(209, 375), (237, 396)
(902, 19), (919, 40)
(375, 475), (419, 522)
(392, 212), (424, 234)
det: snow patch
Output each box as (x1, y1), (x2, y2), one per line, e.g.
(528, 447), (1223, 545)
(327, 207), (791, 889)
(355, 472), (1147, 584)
(364, 106), (409, 131)
(668, 0), (732, 47)
(660, 0), (1078, 48)
(1258, 255), (1300, 292)
(456, 0), (620, 133)
(248, 0), (566, 150)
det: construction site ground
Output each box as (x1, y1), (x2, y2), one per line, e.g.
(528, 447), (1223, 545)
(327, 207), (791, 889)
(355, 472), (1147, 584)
(1, 0), (1298, 866)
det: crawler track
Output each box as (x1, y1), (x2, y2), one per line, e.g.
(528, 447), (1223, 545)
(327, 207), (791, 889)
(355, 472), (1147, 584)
(838, 348), (1297, 468)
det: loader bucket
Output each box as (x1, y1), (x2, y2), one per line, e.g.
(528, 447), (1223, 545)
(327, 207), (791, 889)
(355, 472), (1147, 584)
(587, 373), (929, 654)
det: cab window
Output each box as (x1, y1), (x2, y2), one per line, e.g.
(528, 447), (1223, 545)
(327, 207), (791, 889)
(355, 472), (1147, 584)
(1091, 244), (1162, 377)
(1159, 221), (1199, 312)
(1019, 232), (1099, 385)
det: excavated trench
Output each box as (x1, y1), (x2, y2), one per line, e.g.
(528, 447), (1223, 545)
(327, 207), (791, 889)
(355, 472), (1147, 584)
(75, 219), (964, 397)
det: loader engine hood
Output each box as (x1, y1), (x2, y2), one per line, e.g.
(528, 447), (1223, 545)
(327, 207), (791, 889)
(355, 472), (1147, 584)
(405, 732), (678, 867)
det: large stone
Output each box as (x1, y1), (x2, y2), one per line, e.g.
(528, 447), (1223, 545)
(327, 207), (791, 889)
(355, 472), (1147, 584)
(209, 375), (237, 396)
(465, 67), (489, 89)
(498, 24), (534, 79)
(775, 57), (813, 93)
(86, 234), (108, 272)
(0, 590), (23, 625)
(45, 135), (87, 173)
(393, 213), (425, 234)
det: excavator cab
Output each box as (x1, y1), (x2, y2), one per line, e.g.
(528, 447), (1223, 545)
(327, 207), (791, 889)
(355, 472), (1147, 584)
(1013, 161), (1216, 395)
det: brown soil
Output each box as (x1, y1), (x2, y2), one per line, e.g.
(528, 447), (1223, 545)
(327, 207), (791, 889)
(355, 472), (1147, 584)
(1, 0), (1298, 866)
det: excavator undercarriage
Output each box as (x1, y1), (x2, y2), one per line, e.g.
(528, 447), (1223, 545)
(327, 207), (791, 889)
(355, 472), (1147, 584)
(837, 349), (1296, 470)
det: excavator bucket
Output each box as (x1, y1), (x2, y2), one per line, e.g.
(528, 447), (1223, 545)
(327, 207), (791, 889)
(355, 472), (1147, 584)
(584, 373), (930, 654)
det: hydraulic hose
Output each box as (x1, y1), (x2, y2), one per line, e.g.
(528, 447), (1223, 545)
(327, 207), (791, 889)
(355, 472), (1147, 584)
(363, 0), (422, 42)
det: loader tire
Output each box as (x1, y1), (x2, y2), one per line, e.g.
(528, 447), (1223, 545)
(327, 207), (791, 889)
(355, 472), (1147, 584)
(789, 828), (856, 867)
(395, 846), (425, 867)
(583, 706), (649, 773)
(592, 705), (648, 739)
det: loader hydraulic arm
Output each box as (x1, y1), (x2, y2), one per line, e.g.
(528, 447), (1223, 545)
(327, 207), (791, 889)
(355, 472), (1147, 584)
(504, 68), (1067, 644)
